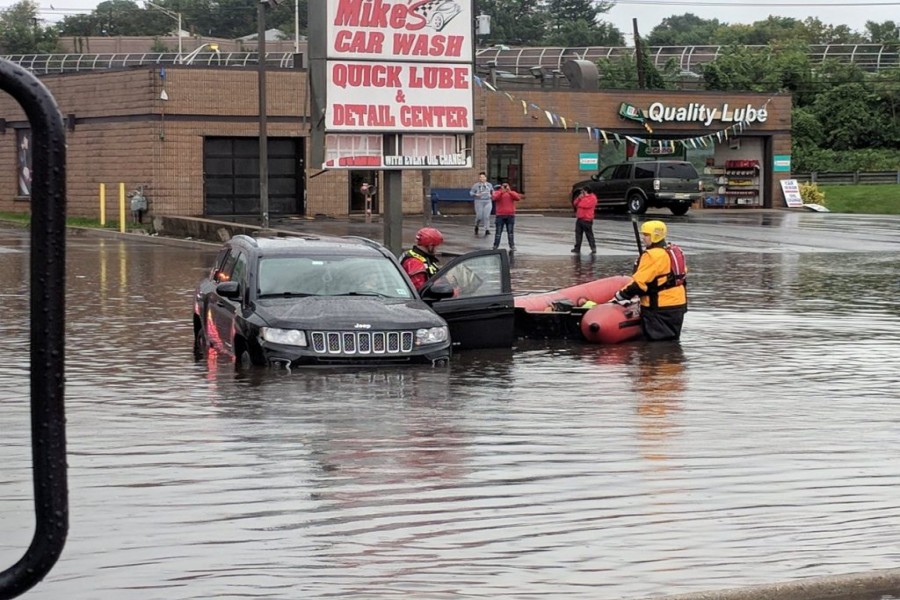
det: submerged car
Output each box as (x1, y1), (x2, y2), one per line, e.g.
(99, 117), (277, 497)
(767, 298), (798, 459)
(571, 159), (702, 215)
(193, 234), (514, 368)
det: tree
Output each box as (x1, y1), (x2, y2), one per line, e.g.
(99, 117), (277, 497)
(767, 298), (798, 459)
(543, 19), (623, 47)
(0, 0), (59, 54)
(476, 0), (547, 46)
(542, 0), (621, 46)
(647, 13), (723, 46)
(58, 0), (170, 37)
(811, 82), (891, 150)
(866, 20), (899, 44)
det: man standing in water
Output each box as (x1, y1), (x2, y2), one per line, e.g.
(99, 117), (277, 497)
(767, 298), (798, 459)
(613, 220), (687, 341)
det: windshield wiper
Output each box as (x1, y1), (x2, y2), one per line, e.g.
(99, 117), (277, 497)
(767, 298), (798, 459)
(334, 291), (389, 297)
(258, 291), (315, 298)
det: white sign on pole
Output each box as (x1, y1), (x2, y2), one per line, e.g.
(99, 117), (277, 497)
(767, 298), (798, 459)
(326, 0), (474, 62)
(780, 178), (804, 208)
(326, 61), (472, 132)
(320, 0), (475, 169)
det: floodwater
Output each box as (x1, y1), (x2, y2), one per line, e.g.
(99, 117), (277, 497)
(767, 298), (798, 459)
(2, 213), (900, 600)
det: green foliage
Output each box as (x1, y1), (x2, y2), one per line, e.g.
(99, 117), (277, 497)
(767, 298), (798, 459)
(817, 184), (900, 214)
(866, 20), (899, 44)
(792, 147), (900, 172)
(791, 108), (824, 148)
(647, 13), (723, 46)
(811, 82), (889, 150)
(476, 0), (547, 46)
(596, 51), (678, 90)
(56, 0), (309, 40)
(799, 182), (826, 206)
(150, 36), (169, 52)
(0, 0), (60, 53)
(544, 19), (623, 47)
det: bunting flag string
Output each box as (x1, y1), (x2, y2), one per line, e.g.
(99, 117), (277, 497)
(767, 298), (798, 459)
(473, 75), (774, 150)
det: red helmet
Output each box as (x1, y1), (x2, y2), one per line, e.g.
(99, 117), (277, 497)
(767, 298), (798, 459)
(415, 227), (444, 248)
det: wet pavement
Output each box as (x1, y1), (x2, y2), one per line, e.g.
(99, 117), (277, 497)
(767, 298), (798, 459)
(2, 210), (900, 600)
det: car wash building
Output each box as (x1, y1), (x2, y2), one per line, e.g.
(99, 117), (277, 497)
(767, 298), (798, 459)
(1, 48), (792, 220)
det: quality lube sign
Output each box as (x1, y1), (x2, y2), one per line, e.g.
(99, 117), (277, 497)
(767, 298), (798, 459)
(646, 102), (768, 126)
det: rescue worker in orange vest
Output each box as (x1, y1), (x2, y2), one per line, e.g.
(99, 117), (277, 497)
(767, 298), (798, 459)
(612, 220), (687, 341)
(400, 227), (443, 291)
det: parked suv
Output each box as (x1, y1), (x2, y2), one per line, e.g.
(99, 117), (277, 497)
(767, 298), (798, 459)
(571, 160), (702, 215)
(193, 234), (514, 368)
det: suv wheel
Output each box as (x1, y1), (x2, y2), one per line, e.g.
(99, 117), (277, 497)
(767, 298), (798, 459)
(193, 326), (208, 361)
(627, 193), (648, 214)
(234, 337), (264, 370)
(670, 203), (691, 216)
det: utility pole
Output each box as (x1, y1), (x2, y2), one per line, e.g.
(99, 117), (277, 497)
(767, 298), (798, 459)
(146, 1), (182, 62)
(632, 18), (645, 90)
(258, 0), (270, 230)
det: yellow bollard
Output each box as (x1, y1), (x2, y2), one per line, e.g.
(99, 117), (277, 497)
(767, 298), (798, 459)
(119, 182), (126, 233)
(99, 183), (106, 226)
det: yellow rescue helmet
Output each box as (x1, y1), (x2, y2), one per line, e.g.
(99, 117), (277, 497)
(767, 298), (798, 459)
(640, 220), (667, 244)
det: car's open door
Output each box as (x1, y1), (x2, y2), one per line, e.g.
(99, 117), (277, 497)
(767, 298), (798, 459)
(420, 249), (514, 350)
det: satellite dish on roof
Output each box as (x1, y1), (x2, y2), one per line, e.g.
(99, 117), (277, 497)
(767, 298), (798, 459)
(562, 59), (599, 90)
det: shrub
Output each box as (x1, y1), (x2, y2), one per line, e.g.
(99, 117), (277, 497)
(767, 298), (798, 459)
(799, 182), (826, 206)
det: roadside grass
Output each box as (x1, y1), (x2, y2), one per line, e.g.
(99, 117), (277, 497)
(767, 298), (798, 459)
(818, 184), (900, 214)
(0, 211), (153, 231)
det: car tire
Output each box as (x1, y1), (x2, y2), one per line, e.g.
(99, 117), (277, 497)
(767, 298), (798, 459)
(627, 193), (648, 214)
(234, 345), (254, 371)
(670, 203), (691, 216)
(193, 326), (208, 361)
(234, 337), (265, 370)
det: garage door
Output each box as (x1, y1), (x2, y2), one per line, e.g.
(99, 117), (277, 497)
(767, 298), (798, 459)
(204, 137), (305, 217)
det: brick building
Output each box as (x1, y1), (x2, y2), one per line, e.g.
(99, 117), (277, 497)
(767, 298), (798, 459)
(0, 64), (791, 220)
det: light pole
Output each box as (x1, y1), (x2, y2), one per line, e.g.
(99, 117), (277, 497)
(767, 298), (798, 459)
(182, 42), (219, 65)
(145, 1), (183, 63)
(258, 0), (269, 229)
(258, 0), (282, 230)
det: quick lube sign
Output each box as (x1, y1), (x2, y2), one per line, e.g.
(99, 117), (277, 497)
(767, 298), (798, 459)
(645, 102), (768, 126)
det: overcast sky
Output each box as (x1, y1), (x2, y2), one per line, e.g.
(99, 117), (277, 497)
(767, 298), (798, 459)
(602, 0), (898, 42)
(21, 0), (900, 41)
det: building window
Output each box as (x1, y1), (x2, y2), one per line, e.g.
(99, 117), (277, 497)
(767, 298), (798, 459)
(487, 144), (522, 191)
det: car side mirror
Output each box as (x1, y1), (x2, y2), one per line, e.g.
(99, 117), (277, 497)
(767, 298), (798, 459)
(592, 174), (601, 181)
(421, 281), (455, 301)
(216, 281), (241, 299)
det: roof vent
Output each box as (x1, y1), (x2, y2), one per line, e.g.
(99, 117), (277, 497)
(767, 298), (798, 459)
(562, 59), (598, 90)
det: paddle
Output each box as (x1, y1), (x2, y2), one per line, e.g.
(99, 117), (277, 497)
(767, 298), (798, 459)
(631, 219), (643, 257)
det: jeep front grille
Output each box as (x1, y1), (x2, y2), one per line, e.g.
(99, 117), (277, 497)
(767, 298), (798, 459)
(310, 331), (415, 355)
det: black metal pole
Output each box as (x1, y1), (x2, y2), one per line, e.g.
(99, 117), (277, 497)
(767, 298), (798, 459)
(258, 1), (269, 229)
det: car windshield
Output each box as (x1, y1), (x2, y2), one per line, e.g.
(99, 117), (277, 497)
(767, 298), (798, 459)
(257, 256), (414, 299)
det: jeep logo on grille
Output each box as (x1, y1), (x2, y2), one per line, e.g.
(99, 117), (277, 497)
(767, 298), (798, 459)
(354, 323), (372, 329)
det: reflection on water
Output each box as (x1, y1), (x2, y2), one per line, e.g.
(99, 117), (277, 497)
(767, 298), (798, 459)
(2, 228), (900, 599)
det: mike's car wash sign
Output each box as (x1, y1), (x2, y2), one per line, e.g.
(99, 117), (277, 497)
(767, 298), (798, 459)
(325, 0), (473, 133)
(321, 0), (474, 169)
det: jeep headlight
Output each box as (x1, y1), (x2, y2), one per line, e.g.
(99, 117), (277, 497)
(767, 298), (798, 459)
(415, 326), (449, 346)
(260, 327), (307, 347)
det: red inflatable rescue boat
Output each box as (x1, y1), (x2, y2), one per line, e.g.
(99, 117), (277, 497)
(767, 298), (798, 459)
(513, 275), (643, 344)
(514, 275), (630, 312)
(580, 302), (642, 344)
